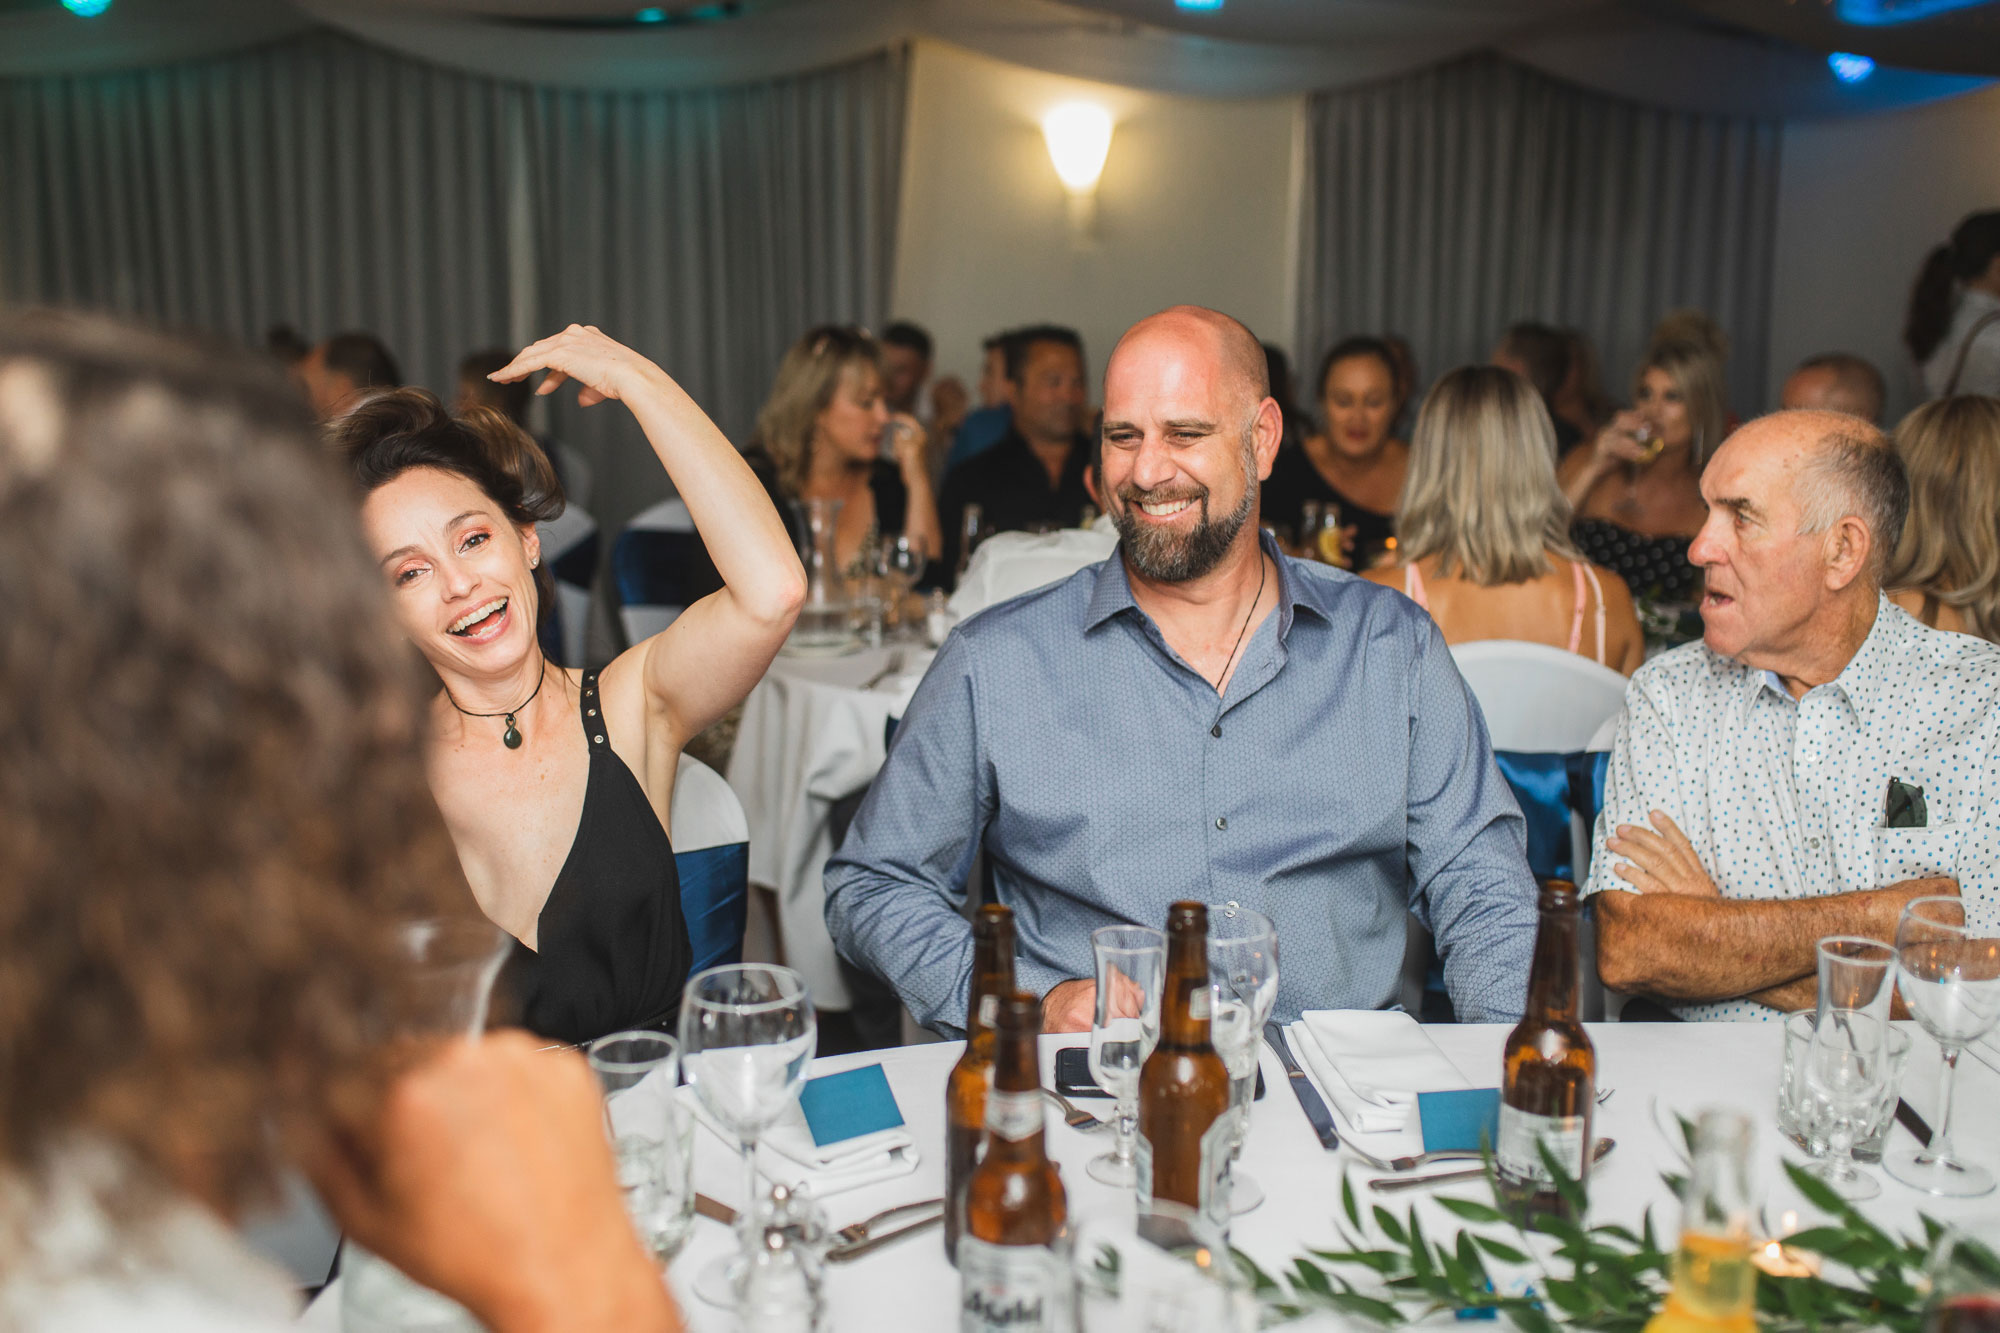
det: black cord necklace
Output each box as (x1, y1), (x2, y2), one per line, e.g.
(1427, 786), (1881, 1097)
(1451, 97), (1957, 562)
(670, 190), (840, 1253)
(1209, 554), (1268, 696)
(443, 658), (548, 750)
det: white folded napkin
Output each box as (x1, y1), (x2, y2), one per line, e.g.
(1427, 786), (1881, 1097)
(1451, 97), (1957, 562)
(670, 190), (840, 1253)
(680, 1087), (920, 1198)
(1288, 1010), (1470, 1134)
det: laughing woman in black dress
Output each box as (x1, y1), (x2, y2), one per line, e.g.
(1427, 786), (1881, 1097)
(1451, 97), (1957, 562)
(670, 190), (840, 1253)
(338, 326), (806, 1045)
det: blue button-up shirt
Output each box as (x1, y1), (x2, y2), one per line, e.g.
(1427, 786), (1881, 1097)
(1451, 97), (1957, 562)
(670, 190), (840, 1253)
(824, 534), (1537, 1036)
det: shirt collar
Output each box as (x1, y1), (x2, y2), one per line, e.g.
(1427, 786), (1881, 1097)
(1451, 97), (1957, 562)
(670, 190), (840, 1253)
(1740, 594), (1901, 726)
(1084, 529), (1322, 634)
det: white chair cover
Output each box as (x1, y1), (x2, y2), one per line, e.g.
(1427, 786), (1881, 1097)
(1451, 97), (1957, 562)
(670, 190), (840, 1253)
(670, 751), (748, 853)
(1449, 639), (1629, 753)
(537, 501), (598, 668)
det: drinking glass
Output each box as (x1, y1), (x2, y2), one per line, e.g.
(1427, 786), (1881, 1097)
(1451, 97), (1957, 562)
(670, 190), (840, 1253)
(679, 964), (816, 1307)
(1086, 926), (1167, 1188)
(876, 534), (923, 635)
(956, 502), (987, 580)
(1072, 1200), (1256, 1333)
(1804, 1009), (1891, 1200)
(1778, 1009), (1912, 1163)
(1922, 1229), (2000, 1333)
(1888, 896), (2000, 1197)
(1205, 905), (1277, 1215)
(1819, 934), (1898, 1021)
(588, 1031), (695, 1263)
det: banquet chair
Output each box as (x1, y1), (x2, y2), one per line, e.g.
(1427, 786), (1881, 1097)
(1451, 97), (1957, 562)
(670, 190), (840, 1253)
(670, 751), (750, 973)
(612, 497), (723, 647)
(535, 500), (599, 668)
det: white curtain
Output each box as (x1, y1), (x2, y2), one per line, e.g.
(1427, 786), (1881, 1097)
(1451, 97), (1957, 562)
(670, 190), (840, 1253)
(1296, 54), (1783, 419)
(0, 30), (907, 537)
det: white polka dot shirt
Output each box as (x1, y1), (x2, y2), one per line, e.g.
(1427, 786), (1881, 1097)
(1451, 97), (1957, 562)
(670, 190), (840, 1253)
(1585, 595), (2000, 1021)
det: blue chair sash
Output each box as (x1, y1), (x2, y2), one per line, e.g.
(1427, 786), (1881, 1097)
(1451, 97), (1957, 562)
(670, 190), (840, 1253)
(675, 841), (748, 974)
(1491, 750), (1612, 883)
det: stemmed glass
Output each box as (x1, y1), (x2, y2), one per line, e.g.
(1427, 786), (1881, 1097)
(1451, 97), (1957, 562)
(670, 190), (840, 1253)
(1803, 937), (1897, 1200)
(876, 534), (923, 635)
(1206, 905), (1278, 1214)
(1888, 897), (2000, 1197)
(678, 964), (817, 1307)
(1086, 925), (1166, 1188)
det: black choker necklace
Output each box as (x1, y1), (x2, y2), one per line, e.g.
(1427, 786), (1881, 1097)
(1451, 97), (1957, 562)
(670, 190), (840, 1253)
(444, 660), (547, 750)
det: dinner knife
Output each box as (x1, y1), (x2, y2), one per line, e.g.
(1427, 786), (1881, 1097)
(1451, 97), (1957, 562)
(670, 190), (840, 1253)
(1264, 1021), (1340, 1151)
(1896, 1098), (1934, 1148)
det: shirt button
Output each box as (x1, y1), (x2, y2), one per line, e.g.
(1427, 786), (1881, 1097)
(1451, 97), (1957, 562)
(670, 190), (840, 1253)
(1808, 836), (1822, 850)
(1211, 723), (1222, 738)
(1215, 816), (1228, 831)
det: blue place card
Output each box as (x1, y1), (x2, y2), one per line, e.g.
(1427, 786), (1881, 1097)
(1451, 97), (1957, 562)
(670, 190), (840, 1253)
(1417, 1087), (1501, 1153)
(797, 1063), (905, 1148)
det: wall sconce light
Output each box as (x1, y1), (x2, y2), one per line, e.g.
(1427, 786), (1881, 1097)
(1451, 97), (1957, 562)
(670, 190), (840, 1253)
(1042, 102), (1114, 239)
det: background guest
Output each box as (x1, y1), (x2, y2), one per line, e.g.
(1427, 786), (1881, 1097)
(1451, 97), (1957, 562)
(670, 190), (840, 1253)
(1492, 321), (1584, 456)
(1265, 335), (1407, 570)
(1781, 351), (1886, 424)
(1552, 326), (1612, 441)
(1561, 336), (1728, 648)
(937, 323), (1092, 577)
(264, 323), (310, 369)
(1366, 366), (1643, 673)
(1907, 209), (2000, 399)
(1886, 394), (2000, 640)
(341, 326), (806, 1048)
(748, 324), (942, 572)
(1261, 341), (1305, 455)
(942, 329), (1017, 475)
(1589, 411), (1997, 1021)
(0, 311), (681, 1333)
(879, 319), (933, 417)
(297, 329), (402, 421)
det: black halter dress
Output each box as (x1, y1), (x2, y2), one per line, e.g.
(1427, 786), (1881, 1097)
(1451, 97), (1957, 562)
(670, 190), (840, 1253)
(499, 668), (692, 1045)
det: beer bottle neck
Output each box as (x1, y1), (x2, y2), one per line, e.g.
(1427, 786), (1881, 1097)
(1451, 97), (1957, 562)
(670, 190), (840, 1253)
(965, 926), (1016, 1047)
(1526, 907), (1580, 1022)
(983, 1024), (1046, 1163)
(1159, 930), (1212, 1047)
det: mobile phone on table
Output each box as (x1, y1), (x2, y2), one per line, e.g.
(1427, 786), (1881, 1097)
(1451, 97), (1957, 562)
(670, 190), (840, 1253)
(1053, 1045), (1263, 1100)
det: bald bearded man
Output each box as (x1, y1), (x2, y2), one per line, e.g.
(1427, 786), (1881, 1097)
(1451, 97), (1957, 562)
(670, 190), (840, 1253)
(824, 306), (1537, 1035)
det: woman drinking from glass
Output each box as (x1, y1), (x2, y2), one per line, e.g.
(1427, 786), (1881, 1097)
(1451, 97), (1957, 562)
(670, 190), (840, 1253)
(1366, 365), (1644, 673)
(339, 325), (806, 1047)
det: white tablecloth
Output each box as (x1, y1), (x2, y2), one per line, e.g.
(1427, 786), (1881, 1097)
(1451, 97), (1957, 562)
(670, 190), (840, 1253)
(303, 1022), (2000, 1331)
(725, 642), (934, 1011)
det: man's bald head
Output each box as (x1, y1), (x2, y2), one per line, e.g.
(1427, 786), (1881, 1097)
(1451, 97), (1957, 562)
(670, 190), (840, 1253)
(1724, 409), (1906, 574)
(1780, 353), (1885, 425)
(1107, 306), (1269, 408)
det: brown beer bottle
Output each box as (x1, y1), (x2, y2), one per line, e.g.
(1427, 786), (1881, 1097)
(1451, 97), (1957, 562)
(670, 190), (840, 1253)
(1136, 901), (1232, 1228)
(959, 993), (1067, 1332)
(945, 903), (1015, 1263)
(1496, 879), (1597, 1221)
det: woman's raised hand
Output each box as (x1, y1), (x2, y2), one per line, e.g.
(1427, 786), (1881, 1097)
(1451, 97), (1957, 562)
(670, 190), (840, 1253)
(1590, 408), (1662, 469)
(886, 412), (929, 478)
(490, 324), (661, 408)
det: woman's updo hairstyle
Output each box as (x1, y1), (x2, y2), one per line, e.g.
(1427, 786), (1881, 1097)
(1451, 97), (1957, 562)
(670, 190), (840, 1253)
(1906, 210), (2000, 364)
(331, 387), (565, 627)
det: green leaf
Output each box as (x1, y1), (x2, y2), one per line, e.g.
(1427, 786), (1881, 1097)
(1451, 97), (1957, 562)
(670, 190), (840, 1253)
(1472, 1234), (1531, 1265)
(1373, 1205), (1408, 1246)
(1309, 1247), (1403, 1275)
(1436, 1196), (1509, 1225)
(1537, 1140), (1589, 1217)
(1784, 1159), (1850, 1216)
(1289, 1255), (1333, 1297)
(1319, 1289), (1407, 1324)
(1228, 1247), (1279, 1295)
(1782, 1225), (1859, 1254)
(1456, 1231), (1490, 1288)
(1502, 1301), (1560, 1333)
(1343, 1171), (1362, 1230)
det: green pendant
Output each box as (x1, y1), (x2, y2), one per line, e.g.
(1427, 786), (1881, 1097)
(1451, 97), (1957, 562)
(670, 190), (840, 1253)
(503, 714), (523, 749)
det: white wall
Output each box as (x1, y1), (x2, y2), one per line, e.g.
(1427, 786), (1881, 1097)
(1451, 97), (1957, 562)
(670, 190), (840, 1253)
(890, 39), (1300, 400)
(1768, 83), (2000, 423)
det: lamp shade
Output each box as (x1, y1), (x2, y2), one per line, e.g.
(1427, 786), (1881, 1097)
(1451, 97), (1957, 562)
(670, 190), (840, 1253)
(1041, 102), (1114, 195)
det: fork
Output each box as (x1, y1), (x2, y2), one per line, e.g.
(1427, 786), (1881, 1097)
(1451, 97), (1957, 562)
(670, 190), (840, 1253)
(832, 1197), (944, 1249)
(1042, 1086), (1111, 1132)
(859, 649), (908, 691)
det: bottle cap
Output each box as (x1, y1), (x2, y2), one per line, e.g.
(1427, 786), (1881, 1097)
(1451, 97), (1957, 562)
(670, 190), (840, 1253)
(1537, 879), (1579, 911)
(1165, 900), (1208, 933)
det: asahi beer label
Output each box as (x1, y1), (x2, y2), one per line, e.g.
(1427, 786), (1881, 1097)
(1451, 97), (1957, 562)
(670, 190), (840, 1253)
(960, 1238), (1064, 1332)
(984, 1089), (1043, 1142)
(1133, 1133), (1154, 1208)
(1189, 987), (1211, 1020)
(1496, 1103), (1588, 1183)
(978, 992), (999, 1028)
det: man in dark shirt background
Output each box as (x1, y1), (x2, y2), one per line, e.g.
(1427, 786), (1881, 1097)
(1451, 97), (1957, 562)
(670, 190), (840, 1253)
(938, 324), (1094, 579)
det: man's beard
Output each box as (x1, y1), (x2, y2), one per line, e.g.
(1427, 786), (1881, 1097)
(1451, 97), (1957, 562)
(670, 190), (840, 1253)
(1111, 435), (1257, 583)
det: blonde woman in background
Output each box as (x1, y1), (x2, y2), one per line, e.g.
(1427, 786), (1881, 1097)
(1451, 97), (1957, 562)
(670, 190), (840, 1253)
(745, 325), (941, 574)
(1559, 337), (1727, 646)
(1367, 365), (1644, 674)
(1886, 394), (2000, 641)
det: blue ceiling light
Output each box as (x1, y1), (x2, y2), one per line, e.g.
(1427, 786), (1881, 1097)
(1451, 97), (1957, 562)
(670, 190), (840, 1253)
(61, 0), (114, 14)
(634, 7), (666, 21)
(1175, 0), (1225, 10)
(1828, 51), (1878, 82)
(1835, 0), (1989, 24)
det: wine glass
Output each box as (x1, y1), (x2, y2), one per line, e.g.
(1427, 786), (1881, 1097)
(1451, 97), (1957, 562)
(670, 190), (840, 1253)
(1922, 1229), (2000, 1333)
(678, 964), (816, 1307)
(1206, 905), (1277, 1214)
(1888, 897), (2000, 1198)
(1086, 926), (1166, 1188)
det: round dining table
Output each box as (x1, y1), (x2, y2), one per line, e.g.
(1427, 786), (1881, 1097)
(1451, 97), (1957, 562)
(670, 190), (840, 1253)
(724, 639), (934, 1013)
(303, 1021), (2000, 1331)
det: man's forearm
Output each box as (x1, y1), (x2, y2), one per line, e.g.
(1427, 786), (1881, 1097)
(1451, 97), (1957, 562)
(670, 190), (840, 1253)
(1745, 975), (1817, 1015)
(1595, 877), (1953, 1001)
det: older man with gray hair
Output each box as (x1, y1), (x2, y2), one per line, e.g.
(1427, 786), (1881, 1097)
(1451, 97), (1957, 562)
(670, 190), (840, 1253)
(1589, 409), (2000, 1020)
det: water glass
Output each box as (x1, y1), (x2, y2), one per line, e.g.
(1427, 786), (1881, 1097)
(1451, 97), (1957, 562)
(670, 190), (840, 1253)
(1206, 905), (1277, 1215)
(1071, 1200), (1256, 1333)
(1086, 926), (1167, 1189)
(1777, 1009), (1911, 1163)
(1804, 1006), (1892, 1200)
(587, 1031), (695, 1263)
(394, 916), (512, 1038)
(679, 964), (816, 1308)
(1819, 934), (1898, 1021)
(1888, 896), (2000, 1198)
